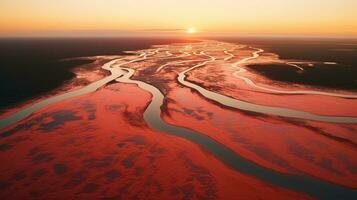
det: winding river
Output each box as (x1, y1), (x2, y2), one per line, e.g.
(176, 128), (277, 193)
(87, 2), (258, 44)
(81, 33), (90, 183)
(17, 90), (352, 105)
(0, 51), (154, 130)
(1, 42), (357, 199)
(178, 52), (357, 123)
(115, 67), (357, 200)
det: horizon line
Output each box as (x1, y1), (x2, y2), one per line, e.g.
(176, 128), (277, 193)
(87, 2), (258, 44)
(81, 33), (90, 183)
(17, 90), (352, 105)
(1, 28), (357, 39)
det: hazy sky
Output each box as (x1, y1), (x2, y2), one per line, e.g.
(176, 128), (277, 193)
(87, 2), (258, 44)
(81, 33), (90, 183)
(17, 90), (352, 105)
(0, 0), (356, 37)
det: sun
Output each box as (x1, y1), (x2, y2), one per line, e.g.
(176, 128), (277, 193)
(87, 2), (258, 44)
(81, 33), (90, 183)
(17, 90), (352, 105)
(187, 28), (197, 34)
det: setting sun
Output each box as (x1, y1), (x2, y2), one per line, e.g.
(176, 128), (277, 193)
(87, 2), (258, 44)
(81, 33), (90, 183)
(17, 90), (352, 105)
(187, 28), (196, 34)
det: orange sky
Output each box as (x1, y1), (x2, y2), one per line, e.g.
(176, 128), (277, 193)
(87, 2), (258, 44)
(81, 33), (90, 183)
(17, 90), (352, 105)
(0, 0), (356, 37)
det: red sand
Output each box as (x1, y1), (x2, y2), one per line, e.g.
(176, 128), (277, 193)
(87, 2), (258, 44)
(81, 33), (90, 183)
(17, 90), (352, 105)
(0, 83), (309, 200)
(163, 87), (357, 188)
(1, 41), (356, 199)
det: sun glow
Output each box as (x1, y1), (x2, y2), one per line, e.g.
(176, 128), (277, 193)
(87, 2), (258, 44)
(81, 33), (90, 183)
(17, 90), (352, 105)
(187, 28), (196, 34)
(0, 0), (356, 37)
